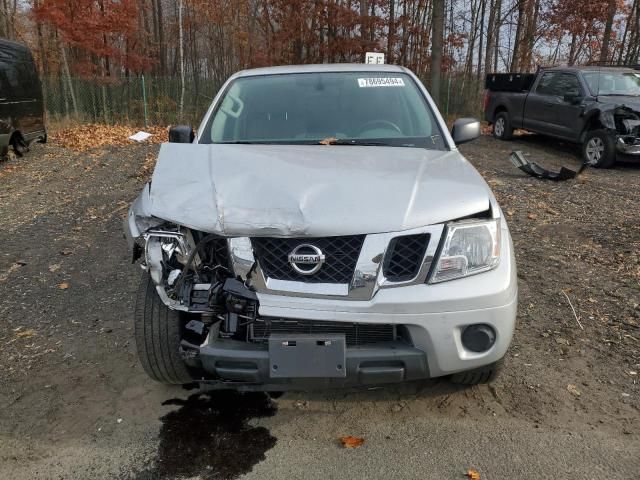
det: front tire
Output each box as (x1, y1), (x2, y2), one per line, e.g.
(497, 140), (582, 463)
(134, 274), (194, 384)
(450, 359), (503, 385)
(493, 112), (513, 140)
(582, 130), (616, 168)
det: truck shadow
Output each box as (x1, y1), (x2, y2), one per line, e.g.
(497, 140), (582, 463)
(132, 379), (484, 479)
(293, 377), (470, 402)
(507, 132), (640, 170)
(510, 133), (582, 161)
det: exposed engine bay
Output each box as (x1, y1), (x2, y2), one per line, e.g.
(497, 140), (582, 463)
(140, 225), (261, 352)
(611, 107), (640, 153)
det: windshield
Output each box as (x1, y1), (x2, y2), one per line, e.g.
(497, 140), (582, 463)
(583, 71), (640, 96)
(201, 72), (446, 149)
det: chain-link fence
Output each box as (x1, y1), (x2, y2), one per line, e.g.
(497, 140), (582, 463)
(42, 74), (484, 127)
(437, 74), (485, 120)
(42, 76), (222, 127)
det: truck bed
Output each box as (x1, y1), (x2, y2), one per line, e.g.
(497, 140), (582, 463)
(485, 73), (536, 92)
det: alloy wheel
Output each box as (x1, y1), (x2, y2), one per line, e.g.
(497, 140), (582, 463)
(494, 117), (505, 137)
(585, 137), (604, 165)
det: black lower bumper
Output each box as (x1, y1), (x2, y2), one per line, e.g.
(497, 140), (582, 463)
(197, 338), (429, 391)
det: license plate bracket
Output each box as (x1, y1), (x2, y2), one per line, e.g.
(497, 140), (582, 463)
(268, 334), (346, 378)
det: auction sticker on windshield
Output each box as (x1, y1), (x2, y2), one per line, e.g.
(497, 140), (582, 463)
(358, 77), (405, 87)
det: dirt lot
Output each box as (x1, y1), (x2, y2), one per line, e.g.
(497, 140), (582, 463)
(0, 133), (638, 479)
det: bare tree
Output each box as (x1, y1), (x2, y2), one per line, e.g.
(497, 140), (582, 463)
(178, 0), (185, 120)
(601, 0), (617, 62)
(430, 0), (445, 105)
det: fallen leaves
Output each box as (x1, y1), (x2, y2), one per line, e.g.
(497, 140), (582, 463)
(15, 329), (37, 339)
(0, 262), (24, 282)
(339, 436), (364, 449)
(465, 469), (481, 480)
(58, 282), (70, 290)
(53, 124), (167, 151)
(138, 152), (158, 179)
(567, 384), (581, 397)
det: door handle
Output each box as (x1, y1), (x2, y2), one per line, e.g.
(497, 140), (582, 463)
(544, 101), (554, 106)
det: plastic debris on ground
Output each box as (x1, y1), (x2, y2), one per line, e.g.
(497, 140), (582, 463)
(128, 131), (153, 142)
(509, 150), (586, 181)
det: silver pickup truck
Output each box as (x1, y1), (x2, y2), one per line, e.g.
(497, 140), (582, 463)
(125, 64), (517, 390)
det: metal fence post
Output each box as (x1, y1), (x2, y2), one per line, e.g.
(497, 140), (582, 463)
(445, 76), (451, 118)
(141, 74), (148, 127)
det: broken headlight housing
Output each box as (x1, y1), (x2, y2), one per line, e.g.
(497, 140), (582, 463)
(430, 219), (500, 283)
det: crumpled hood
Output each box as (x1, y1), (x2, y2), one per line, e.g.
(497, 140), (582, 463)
(598, 96), (640, 111)
(148, 143), (492, 236)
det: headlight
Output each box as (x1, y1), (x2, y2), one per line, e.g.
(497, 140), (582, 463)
(430, 219), (500, 283)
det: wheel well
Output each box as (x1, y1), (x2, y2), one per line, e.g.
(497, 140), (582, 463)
(580, 115), (604, 141)
(9, 130), (24, 146)
(493, 106), (507, 122)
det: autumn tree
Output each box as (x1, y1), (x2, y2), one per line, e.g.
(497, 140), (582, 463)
(4, 0), (639, 123)
(33, 0), (152, 77)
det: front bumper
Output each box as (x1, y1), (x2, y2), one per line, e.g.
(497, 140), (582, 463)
(196, 295), (516, 390)
(617, 136), (640, 155)
(196, 225), (517, 389)
(199, 339), (429, 391)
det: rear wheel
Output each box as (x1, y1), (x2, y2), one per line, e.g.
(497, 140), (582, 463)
(450, 359), (503, 385)
(10, 134), (28, 157)
(493, 112), (513, 140)
(134, 274), (194, 384)
(582, 129), (616, 168)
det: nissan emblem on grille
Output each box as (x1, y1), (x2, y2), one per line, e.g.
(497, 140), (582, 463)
(288, 244), (325, 275)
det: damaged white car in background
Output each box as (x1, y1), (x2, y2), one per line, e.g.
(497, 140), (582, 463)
(125, 64), (517, 390)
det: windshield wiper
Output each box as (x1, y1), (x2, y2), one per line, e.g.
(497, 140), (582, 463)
(599, 93), (640, 97)
(217, 141), (278, 144)
(317, 138), (391, 146)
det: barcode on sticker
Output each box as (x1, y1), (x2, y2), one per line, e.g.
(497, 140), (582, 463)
(357, 77), (405, 88)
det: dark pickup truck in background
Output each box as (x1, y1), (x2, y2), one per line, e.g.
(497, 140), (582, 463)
(484, 66), (640, 168)
(0, 38), (46, 159)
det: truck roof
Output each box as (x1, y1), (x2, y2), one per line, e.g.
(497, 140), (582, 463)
(0, 38), (32, 60)
(234, 63), (410, 78)
(542, 65), (639, 74)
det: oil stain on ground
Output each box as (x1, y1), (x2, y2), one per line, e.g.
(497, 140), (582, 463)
(134, 391), (277, 479)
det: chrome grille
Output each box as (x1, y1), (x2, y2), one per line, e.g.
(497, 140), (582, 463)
(250, 319), (396, 346)
(383, 234), (429, 282)
(251, 235), (365, 283)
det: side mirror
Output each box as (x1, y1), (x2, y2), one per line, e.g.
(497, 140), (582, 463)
(563, 93), (583, 105)
(168, 125), (195, 143)
(451, 118), (481, 145)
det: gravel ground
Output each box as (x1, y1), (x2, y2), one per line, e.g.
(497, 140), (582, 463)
(0, 134), (638, 479)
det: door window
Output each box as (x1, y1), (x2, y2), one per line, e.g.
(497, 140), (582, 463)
(535, 72), (581, 97)
(1, 61), (24, 98)
(535, 73), (559, 95)
(555, 74), (581, 97)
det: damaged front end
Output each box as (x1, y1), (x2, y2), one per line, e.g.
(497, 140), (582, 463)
(600, 105), (640, 155)
(613, 107), (640, 154)
(125, 187), (261, 365)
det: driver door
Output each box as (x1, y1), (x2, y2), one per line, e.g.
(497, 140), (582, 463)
(524, 72), (584, 140)
(542, 73), (585, 141)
